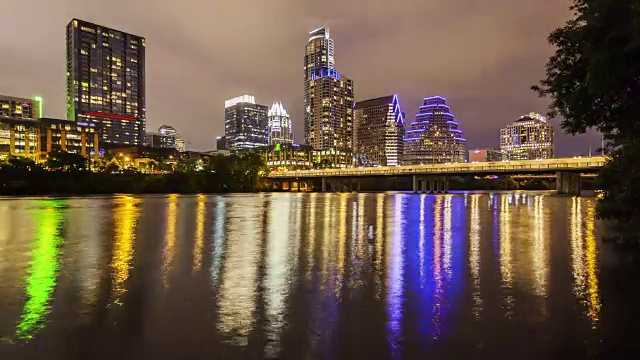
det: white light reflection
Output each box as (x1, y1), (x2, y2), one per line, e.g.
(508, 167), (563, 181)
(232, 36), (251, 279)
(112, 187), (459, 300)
(264, 195), (291, 358)
(387, 194), (404, 356)
(210, 197), (226, 288)
(499, 194), (514, 316)
(469, 194), (482, 319)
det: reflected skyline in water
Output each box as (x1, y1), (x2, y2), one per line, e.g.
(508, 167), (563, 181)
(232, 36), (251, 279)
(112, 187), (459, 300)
(0, 192), (635, 359)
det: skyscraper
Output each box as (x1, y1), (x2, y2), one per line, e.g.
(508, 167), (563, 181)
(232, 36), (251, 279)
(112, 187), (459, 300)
(500, 113), (554, 160)
(403, 96), (467, 165)
(353, 95), (405, 167)
(158, 125), (186, 152)
(224, 95), (268, 151)
(304, 26), (354, 164)
(66, 18), (145, 146)
(267, 102), (293, 146)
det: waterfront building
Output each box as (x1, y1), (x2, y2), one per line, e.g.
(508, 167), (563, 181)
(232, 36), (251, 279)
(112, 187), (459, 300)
(469, 148), (503, 162)
(354, 95), (404, 167)
(0, 118), (100, 161)
(267, 102), (293, 146)
(224, 95), (268, 151)
(66, 18), (146, 146)
(0, 95), (42, 121)
(403, 96), (467, 165)
(262, 143), (313, 169)
(304, 26), (355, 165)
(500, 113), (554, 160)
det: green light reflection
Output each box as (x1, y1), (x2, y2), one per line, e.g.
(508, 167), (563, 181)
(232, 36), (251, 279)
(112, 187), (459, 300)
(16, 200), (64, 340)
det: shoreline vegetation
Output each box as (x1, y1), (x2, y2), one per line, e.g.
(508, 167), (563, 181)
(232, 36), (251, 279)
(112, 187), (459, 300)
(0, 152), (595, 196)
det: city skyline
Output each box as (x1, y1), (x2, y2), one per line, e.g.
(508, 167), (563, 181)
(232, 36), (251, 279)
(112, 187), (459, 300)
(0, 0), (599, 156)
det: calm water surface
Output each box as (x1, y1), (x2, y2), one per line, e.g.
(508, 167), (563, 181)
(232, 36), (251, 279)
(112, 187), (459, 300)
(1, 192), (639, 359)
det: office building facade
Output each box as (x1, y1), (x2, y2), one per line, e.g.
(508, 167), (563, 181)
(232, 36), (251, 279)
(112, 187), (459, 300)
(0, 118), (100, 161)
(469, 148), (503, 162)
(267, 102), (293, 146)
(354, 95), (405, 167)
(1, 95), (42, 121)
(66, 18), (146, 146)
(304, 27), (354, 165)
(403, 96), (467, 165)
(500, 113), (554, 160)
(224, 95), (268, 151)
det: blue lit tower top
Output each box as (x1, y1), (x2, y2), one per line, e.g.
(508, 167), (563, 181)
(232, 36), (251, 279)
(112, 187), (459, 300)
(403, 96), (467, 165)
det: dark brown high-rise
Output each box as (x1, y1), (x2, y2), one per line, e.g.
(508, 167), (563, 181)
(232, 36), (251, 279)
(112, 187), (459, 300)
(66, 18), (146, 146)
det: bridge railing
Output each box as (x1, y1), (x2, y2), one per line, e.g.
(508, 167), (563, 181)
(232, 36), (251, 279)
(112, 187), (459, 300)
(268, 157), (607, 178)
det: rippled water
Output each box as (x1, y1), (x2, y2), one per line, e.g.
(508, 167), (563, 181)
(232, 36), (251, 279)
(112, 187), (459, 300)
(1, 193), (639, 359)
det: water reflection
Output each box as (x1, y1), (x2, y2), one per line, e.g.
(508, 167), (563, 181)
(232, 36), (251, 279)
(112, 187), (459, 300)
(469, 194), (482, 319)
(0, 193), (616, 359)
(569, 197), (602, 324)
(217, 195), (264, 346)
(110, 196), (140, 305)
(192, 195), (206, 274)
(162, 194), (178, 287)
(16, 200), (65, 339)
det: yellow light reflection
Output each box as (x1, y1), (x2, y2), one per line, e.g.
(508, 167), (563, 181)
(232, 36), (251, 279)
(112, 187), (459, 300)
(336, 194), (348, 294)
(162, 194), (178, 288)
(570, 197), (585, 297)
(531, 196), (548, 299)
(111, 196), (140, 305)
(585, 199), (601, 323)
(499, 195), (513, 287)
(306, 193), (317, 280)
(192, 195), (206, 274)
(469, 194), (482, 319)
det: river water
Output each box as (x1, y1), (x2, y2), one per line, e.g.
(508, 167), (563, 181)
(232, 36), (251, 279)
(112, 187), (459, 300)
(0, 193), (639, 359)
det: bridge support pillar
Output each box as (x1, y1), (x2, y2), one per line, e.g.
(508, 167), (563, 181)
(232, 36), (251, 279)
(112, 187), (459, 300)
(429, 179), (436, 194)
(321, 177), (327, 192)
(413, 175), (418, 194)
(557, 171), (582, 195)
(444, 177), (450, 194)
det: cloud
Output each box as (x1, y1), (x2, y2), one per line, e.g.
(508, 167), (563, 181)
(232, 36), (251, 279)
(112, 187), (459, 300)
(0, 0), (590, 155)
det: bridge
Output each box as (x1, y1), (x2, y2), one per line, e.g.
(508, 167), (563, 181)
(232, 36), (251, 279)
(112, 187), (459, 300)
(267, 156), (606, 195)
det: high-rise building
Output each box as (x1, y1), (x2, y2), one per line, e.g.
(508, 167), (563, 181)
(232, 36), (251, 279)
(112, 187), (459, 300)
(469, 148), (503, 163)
(224, 95), (268, 151)
(267, 102), (293, 146)
(66, 18), (146, 146)
(216, 136), (227, 150)
(403, 96), (467, 165)
(0, 95), (42, 121)
(304, 26), (354, 165)
(158, 125), (185, 152)
(353, 95), (405, 167)
(500, 113), (554, 160)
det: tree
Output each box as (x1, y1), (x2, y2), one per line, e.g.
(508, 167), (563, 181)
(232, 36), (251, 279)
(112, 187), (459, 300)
(46, 150), (88, 172)
(533, 0), (640, 228)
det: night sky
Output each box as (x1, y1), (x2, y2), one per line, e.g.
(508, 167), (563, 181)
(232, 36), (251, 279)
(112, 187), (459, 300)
(0, 0), (600, 156)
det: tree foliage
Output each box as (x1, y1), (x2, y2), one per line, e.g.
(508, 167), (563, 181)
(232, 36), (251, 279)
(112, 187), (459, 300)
(534, 0), (640, 224)
(46, 150), (88, 172)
